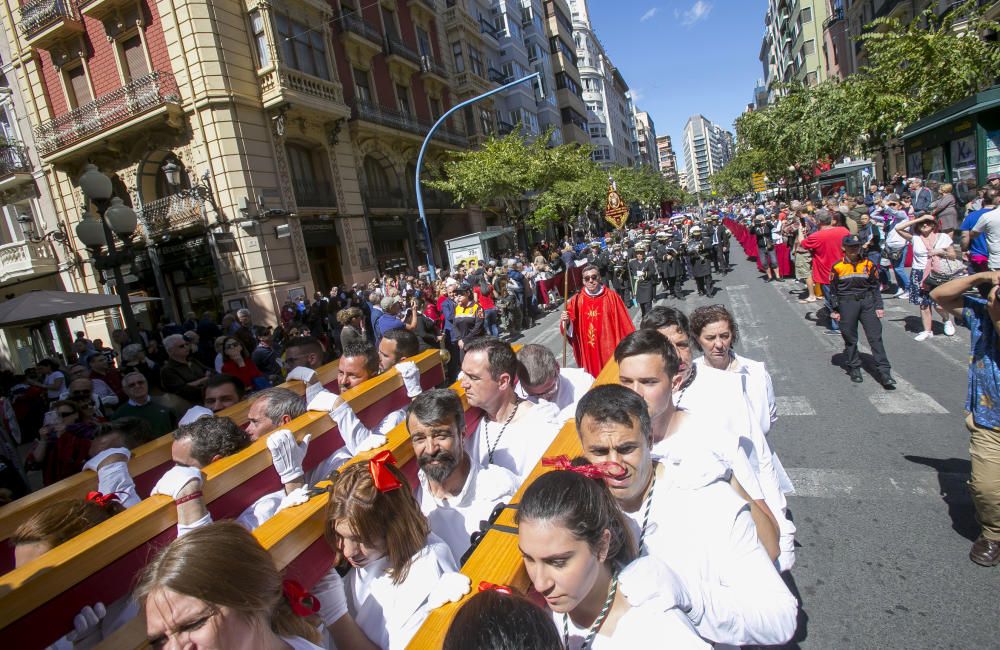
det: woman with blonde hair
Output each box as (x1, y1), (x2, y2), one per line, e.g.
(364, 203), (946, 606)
(930, 182), (959, 234)
(135, 520), (323, 649)
(317, 453), (468, 649)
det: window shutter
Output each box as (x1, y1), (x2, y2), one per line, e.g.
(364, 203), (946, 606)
(68, 66), (93, 107)
(122, 35), (149, 80)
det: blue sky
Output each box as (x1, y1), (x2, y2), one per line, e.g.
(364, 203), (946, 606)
(585, 0), (766, 168)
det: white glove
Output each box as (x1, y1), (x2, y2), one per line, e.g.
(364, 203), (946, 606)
(151, 466), (203, 499)
(307, 390), (345, 413)
(83, 447), (131, 472)
(427, 572), (472, 609)
(619, 555), (690, 611)
(313, 567), (349, 626)
(62, 601), (107, 645)
(356, 434), (387, 452)
(267, 429), (311, 484)
(396, 361), (422, 397)
(286, 366), (317, 383)
(275, 485), (312, 513)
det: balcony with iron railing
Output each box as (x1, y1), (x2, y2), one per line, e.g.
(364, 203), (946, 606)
(351, 99), (467, 147)
(292, 178), (338, 208)
(35, 71), (182, 159)
(480, 17), (500, 40)
(488, 67), (509, 84)
(18, 0), (84, 48)
(0, 142), (33, 192)
(339, 10), (384, 47)
(823, 7), (845, 30)
(420, 55), (449, 82)
(384, 33), (421, 69)
(137, 193), (204, 239)
(0, 239), (58, 285)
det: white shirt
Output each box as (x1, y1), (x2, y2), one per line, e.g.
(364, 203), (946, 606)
(910, 232), (953, 271)
(416, 454), (518, 561)
(468, 400), (562, 483)
(515, 367), (595, 422)
(558, 568), (708, 649)
(346, 534), (458, 649)
(281, 636), (325, 650)
(972, 206), (1000, 268)
(624, 462), (798, 646)
(236, 489), (285, 530)
(43, 371), (65, 400)
(688, 352), (796, 571)
(696, 354), (776, 436)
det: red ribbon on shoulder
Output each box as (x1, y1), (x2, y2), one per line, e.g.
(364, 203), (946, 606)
(368, 450), (403, 493)
(85, 491), (120, 508)
(542, 455), (627, 481)
(282, 580), (321, 617)
(478, 581), (513, 595)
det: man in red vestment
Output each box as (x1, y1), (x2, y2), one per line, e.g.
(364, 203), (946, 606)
(560, 264), (635, 377)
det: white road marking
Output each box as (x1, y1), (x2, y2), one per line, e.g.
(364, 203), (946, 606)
(775, 395), (816, 416)
(786, 467), (968, 500)
(867, 375), (948, 414)
(727, 284), (749, 290)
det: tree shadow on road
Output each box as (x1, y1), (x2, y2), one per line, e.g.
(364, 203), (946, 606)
(903, 455), (977, 541)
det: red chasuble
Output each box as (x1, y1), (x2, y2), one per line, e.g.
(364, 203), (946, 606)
(561, 286), (635, 377)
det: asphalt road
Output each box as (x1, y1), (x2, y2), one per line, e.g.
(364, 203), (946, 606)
(519, 254), (994, 649)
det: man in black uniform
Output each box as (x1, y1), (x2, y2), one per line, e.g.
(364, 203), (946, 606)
(687, 224), (715, 296)
(628, 242), (657, 316)
(829, 235), (896, 388)
(609, 244), (632, 304)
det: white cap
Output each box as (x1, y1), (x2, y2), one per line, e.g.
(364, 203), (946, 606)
(179, 405), (214, 426)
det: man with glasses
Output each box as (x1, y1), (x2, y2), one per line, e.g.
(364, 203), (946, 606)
(514, 344), (593, 422)
(113, 371), (177, 437)
(559, 263), (635, 377)
(161, 334), (214, 407)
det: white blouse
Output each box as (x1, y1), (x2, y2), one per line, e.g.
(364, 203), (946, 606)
(345, 534), (457, 649)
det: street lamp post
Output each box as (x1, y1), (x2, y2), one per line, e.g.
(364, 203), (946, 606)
(76, 164), (141, 344)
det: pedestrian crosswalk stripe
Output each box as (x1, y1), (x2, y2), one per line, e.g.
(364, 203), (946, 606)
(775, 395), (815, 416)
(867, 375), (948, 414)
(785, 467), (968, 500)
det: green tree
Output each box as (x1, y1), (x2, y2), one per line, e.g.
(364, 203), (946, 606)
(426, 129), (594, 231)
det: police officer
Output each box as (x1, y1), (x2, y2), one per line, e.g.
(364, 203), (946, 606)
(829, 234), (896, 388)
(629, 242), (657, 316)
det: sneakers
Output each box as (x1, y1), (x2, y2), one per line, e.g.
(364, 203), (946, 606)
(943, 320), (956, 336)
(914, 331), (934, 342)
(893, 289), (907, 298)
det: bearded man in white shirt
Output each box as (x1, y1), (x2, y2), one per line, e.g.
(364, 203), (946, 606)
(575, 384), (798, 647)
(461, 337), (562, 483)
(514, 343), (594, 422)
(408, 389), (517, 562)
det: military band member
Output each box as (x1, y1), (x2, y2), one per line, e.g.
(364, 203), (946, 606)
(629, 243), (658, 316)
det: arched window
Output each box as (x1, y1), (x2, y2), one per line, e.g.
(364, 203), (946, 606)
(363, 155), (393, 194)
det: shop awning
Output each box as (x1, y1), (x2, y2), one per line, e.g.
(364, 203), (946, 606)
(0, 290), (159, 328)
(902, 86), (1000, 139)
(478, 228), (515, 242)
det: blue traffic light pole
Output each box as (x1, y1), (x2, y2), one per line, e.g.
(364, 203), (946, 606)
(415, 72), (540, 282)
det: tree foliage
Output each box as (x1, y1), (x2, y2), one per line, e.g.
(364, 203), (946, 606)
(428, 129), (685, 230)
(718, 0), (1000, 196)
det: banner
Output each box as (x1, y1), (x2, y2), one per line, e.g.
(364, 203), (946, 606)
(604, 180), (629, 230)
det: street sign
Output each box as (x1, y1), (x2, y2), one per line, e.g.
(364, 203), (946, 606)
(752, 172), (768, 192)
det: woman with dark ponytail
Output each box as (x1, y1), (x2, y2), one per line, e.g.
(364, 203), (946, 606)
(517, 468), (709, 649)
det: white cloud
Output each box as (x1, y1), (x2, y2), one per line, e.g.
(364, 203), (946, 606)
(680, 0), (712, 26)
(640, 7), (658, 22)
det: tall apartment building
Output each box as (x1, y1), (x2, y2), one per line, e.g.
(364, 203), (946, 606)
(656, 135), (680, 183)
(633, 110), (657, 169)
(0, 30), (65, 369)
(759, 0), (830, 103)
(682, 114), (733, 195)
(543, 0), (587, 144)
(0, 0), (495, 351)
